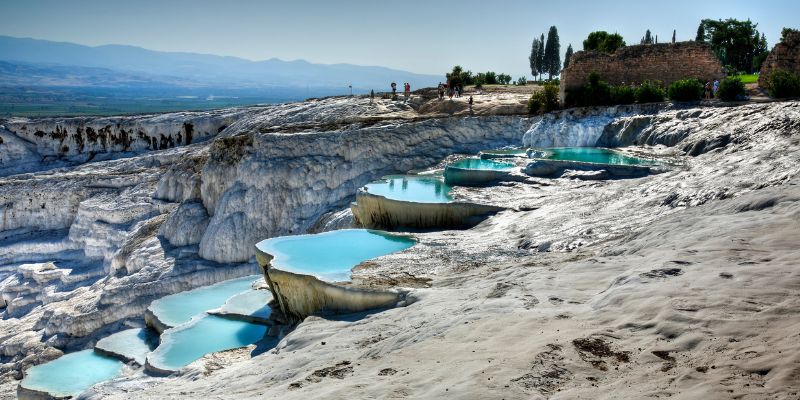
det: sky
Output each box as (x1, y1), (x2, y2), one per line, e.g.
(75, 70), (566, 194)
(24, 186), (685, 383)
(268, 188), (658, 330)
(1, 0), (798, 78)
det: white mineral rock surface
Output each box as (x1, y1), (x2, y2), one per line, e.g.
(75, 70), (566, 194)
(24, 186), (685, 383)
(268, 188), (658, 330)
(1, 97), (799, 399)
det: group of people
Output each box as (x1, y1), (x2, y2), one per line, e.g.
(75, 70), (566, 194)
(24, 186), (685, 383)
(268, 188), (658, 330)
(438, 82), (464, 100)
(387, 82), (412, 101)
(370, 81), (474, 108)
(704, 79), (720, 99)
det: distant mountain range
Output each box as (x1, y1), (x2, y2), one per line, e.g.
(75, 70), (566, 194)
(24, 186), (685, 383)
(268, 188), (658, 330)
(0, 36), (440, 90)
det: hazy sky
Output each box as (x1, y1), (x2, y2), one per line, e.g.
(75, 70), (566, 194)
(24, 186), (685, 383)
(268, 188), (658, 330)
(1, 0), (798, 78)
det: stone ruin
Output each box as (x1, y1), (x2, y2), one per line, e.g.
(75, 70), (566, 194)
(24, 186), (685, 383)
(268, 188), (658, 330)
(759, 29), (800, 87)
(560, 42), (725, 101)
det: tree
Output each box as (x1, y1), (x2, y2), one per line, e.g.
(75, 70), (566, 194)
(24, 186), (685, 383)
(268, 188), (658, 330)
(583, 31), (626, 53)
(672, 30), (676, 43)
(563, 44), (574, 69)
(537, 33), (545, 80)
(446, 65), (474, 87)
(529, 38), (542, 80)
(752, 32), (769, 71)
(497, 73), (512, 85)
(696, 23), (705, 42)
(544, 26), (561, 79)
(641, 29), (653, 45)
(700, 18), (763, 73)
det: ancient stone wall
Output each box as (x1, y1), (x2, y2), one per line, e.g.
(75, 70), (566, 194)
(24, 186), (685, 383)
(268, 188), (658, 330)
(759, 30), (800, 87)
(560, 42), (724, 100)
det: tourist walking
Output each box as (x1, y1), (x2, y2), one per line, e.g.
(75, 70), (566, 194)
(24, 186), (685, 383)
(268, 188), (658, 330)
(370, 89), (375, 103)
(468, 95), (473, 111)
(438, 82), (444, 100)
(404, 82), (411, 101)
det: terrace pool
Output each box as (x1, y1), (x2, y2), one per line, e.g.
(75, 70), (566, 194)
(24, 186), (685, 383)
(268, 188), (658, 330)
(146, 315), (267, 373)
(255, 229), (416, 282)
(449, 158), (516, 171)
(148, 275), (261, 327)
(19, 350), (123, 398)
(363, 175), (453, 203)
(532, 147), (656, 165)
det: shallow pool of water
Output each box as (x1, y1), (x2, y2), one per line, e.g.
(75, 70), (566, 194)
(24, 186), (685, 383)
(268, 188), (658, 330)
(449, 158), (516, 170)
(95, 328), (156, 365)
(256, 229), (416, 282)
(20, 349), (123, 397)
(148, 275), (261, 327)
(146, 315), (267, 372)
(363, 175), (453, 203)
(534, 147), (656, 165)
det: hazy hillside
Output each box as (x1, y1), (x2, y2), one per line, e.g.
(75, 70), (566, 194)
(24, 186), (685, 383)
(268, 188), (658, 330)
(0, 36), (440, 89)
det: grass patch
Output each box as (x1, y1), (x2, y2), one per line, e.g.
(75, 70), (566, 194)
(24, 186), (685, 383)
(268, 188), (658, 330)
(735, 74), (759, 84)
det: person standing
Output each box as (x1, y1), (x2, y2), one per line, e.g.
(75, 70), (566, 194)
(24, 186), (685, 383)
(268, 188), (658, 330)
(704, 80), (711, 100)
(713, 79), (720, 98)
(370, 89), (375, 103)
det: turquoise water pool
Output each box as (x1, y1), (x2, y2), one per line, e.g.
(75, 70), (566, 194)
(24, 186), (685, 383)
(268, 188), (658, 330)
(146, 315), (267, 372)
(94, 328), (156, 365)
(148, 275), (261, 327)
(449, 158), (516, 171)
(20, 349), (123, 397)
(363, 175), (453, 203)
(255, 229), (416, 282)
(533, 147), (656, 165)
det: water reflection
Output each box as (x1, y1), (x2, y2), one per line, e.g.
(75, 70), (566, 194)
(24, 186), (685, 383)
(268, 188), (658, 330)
(364, 175), (453, 203)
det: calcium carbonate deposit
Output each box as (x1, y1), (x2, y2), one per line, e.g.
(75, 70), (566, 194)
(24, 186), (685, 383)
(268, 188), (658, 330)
(1, 95), (799, 399)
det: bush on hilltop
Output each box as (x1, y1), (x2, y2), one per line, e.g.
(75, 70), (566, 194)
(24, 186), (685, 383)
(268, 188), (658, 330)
(717, 77), (746, 101)
(528, 83), (560, 114)
(635, 80), (666, 103)
(765, 70), (800, 98)
(667, 79), (704, 102)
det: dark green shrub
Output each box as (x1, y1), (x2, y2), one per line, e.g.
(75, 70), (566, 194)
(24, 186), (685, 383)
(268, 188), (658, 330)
(610, 85), (636, 104)
(717, 76), (746, 101)
(583, 31), (626, 53)
(635, 80), (666, 103)
(667, 79), (704, 102)
(765, 70), (800, 98)
(528, 83), (561, 114)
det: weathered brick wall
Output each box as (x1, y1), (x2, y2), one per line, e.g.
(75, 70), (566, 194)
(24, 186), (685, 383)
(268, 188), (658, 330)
(759, 30), (800, 87)
(560, 42), (724, 99)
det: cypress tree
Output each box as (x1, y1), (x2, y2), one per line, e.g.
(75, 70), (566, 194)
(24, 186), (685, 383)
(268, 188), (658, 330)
(536, 33), (545, 81)
(672, 29), (676, 43)
(543, 26), (561, 80)
(642, 29), (653, 44)
(696, 23), (705, 42)
(563, 44), (574, 69)
(529, 38), (541, 79)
